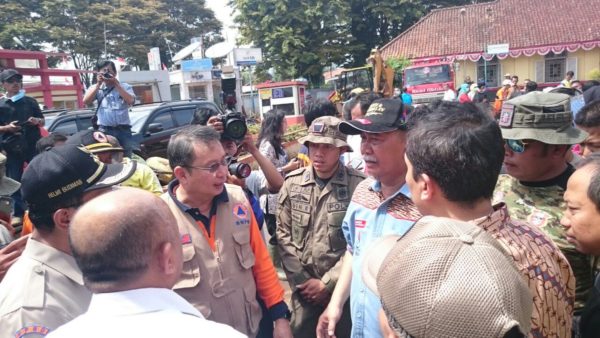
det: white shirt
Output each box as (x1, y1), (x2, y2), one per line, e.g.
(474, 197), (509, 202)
(47, 288), (246, 338)
(342, 134), (364, 171)
(443, 89), (457, 101)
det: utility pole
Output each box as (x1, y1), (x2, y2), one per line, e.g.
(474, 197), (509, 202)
(104, 21), (108, 59)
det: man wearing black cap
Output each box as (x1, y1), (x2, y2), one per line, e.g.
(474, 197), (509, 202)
(0, 69), (45, 224)
(0, 145), (135, 337)
(316, 99), (421, 338)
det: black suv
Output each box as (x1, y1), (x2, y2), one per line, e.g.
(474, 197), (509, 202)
(130, 100), (223, 158)
(44, 109), (94, 135)
(45, 100), (223, 158)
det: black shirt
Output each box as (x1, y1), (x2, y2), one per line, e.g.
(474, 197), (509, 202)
(0, 96), (44, 157)
(520, 164), (574, 191)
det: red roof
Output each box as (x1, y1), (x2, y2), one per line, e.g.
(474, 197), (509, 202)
(380, 0), (600, 59)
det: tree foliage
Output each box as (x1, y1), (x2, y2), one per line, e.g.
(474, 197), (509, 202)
(232, 0), (356, 85)
(231, 0), (483, 84)
(0, 0), (222, 87)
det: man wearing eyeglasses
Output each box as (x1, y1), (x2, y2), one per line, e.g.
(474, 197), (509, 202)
(493, 91), (594, 333)
(0, 145), (135, 337)
(316, 99), (421, 338)
(162, 126), (292, 338)
(0, 69), (45, 225)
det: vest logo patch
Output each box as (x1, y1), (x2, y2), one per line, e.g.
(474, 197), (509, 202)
(181, 233), (192, 244)
(15, 325), (50, 338)
(233, 203), (249, 220)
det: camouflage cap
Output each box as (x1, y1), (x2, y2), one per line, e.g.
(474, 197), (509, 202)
(298, 116), (352, 151)
(499, 92), (587, 145)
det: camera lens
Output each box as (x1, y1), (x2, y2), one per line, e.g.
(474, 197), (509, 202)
(225, 119), (247, 140)
(228, 162), (251, 179)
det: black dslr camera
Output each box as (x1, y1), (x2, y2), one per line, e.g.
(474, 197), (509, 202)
(226, 156), (251, 179)
(102, 71), (113, 79)
(219, 109), (247, 141)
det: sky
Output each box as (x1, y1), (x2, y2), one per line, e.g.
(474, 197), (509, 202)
(205, 0), (238, 44)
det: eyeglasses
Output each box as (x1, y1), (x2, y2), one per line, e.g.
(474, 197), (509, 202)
(5, 78), (22, 84)
(185, 158), (228, 174)
(505, 139), (529, 153)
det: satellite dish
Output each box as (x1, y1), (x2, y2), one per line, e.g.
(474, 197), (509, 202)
(205, 42), (234, 59)
(172, 42), (202, 63)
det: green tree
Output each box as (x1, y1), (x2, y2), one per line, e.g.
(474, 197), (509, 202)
(0, 0), (222, 93)
(42, 0), (114, 87)
(0, 0), (48, 50)
(233, 0), (484, 82)
(231, 0), (355, 85)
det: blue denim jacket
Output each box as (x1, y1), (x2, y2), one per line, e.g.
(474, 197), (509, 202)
(342, 178), (420, 338)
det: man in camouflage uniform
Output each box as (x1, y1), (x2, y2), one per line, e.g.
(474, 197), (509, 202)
(493, 92), (593, 328)
(277, 116), (366, 337)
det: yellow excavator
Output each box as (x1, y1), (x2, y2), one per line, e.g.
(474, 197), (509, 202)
(329, 48), (395, 103)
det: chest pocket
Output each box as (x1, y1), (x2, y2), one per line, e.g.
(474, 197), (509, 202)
(233, 230), (256, 270)
(291, 212), (310, 247)
(173, 244), (201, 289)
(327, 211), (347, 252)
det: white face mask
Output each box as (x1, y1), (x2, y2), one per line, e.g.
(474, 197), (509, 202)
(9, 89), (25, 102)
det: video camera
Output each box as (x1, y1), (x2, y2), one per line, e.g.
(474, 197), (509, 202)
(219, 109), (247, 141)
(226, 156), (251, 179)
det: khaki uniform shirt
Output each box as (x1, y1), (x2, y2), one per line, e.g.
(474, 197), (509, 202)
(276, 165), (366, 290)
(0, 239), (91, 338)
(473, 203), (575, 338)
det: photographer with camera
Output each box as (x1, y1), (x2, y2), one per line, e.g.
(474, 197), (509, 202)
(192, 107), (286, 338)
(0, 69), (45, 225)
(191, 108), (284, 228)
(83, 60), (136, 157)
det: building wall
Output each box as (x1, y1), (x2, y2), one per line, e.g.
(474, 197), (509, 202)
(120, 70), (172, 103)
(455, 61), (478, 87)
(570, 49), (600, 80)
(452, 48), (599, 88)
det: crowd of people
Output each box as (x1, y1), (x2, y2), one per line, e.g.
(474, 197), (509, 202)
(0, 61), (599, 338)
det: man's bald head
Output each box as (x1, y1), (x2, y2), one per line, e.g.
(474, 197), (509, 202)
(69, 188), (182, 292)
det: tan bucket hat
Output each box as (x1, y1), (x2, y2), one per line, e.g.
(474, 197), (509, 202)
(362, 216), (532, 338)
(299, 116), (352, 151)
(499, 92), (587, 145)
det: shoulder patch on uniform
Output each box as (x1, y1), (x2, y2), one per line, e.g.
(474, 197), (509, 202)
(233, 203), (249, 220)
(286, 167), (305, 177)
(15, 325), (50, 338)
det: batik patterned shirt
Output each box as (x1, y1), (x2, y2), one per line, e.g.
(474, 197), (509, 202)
(473, 203), (575, 337)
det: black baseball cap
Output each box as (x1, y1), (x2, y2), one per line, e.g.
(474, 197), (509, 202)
(21, 145), (136, 211)
(338, 98), (407, 135)
(0, 69), (23, 83)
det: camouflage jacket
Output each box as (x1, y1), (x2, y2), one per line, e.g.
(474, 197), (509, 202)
(494, 174), (593, 312)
